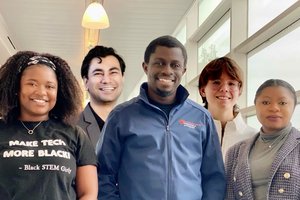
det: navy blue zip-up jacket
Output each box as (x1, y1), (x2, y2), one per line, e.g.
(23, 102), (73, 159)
(97, 83), (226, 200)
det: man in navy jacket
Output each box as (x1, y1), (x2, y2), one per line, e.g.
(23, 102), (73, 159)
(97, 35), (226, 200)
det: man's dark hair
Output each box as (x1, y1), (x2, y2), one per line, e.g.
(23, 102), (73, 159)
(144, 35), (187, 67)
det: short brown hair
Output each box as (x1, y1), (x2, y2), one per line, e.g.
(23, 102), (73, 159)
(198, 57), (243, 108)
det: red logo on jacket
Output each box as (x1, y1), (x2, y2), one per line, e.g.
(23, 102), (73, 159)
(178, 119), (204, 129)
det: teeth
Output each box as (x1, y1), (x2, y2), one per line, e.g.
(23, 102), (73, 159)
(217, 96), (230, 100)
(33, 99), (46, 103)
(100, 87), (114, 91)
(159, 78), (172, 82)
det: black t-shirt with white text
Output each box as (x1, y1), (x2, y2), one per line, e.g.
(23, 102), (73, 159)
(0, 119), (96, 200)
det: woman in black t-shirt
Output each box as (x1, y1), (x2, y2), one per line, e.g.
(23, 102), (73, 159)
(0, 51), (97, 200)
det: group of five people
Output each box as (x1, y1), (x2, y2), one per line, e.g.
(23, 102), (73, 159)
(0, 35), (299, 200)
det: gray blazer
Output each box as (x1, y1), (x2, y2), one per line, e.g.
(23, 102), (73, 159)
(225, 127), (300, 200)
(77, 105), (102, 149)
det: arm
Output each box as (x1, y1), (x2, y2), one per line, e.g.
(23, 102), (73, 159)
(96, 111), (122, 200)
(201, 116), (226, 200)
(76, 165), (98, 200)
(75, 126), (98, 200)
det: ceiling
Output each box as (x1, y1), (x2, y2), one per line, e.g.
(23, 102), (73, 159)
(0, 0), (195, 102)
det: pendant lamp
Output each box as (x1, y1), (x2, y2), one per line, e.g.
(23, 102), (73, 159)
(81, 1), (109, 29)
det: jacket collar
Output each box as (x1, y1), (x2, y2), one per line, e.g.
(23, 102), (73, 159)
(139, 82), (189, 105)
(238, 127), (300, 198)
(82, 103), (97, 123)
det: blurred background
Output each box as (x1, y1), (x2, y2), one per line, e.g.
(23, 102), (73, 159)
(1, 0), (300, 129)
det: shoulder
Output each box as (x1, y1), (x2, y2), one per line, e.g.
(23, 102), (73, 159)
(184, 98), (212, 118)
(228, 140), (244, 153)
(50, 120), (93, 147)
(77, 111), (85, 125)
(184, 98), (208, 112)
(77, 105), (94, 124)
(288, 127), (300, 140)
(292, 127), (300, 134)
(0, 119), (5, 126)
(0, 119), (8, 133)
(225, 140), (246, 163)
(110, 96), (141, 115)
(228, 134), (255, 154)
(233, 112), (258, 133)
(48, 119), (82, 135)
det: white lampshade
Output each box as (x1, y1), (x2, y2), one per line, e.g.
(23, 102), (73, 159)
(81, 2), (110, 29)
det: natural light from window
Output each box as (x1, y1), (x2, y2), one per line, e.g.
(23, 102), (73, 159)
(248, 0), (297, 36)
(197, 16), (230, 74)
(198, 0), (222, 27)
(247, 23), (300, 106)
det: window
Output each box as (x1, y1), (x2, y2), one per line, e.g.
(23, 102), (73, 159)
(175, 24), (187, 45)
(248, 0), (297, 36)
(198, 0), (222, 27)
(247, 22), (300, 106)
(197, 13), (230, 73)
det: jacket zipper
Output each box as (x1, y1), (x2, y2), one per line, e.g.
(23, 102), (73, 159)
(166, 123), (171, 200)
(147, 101), (173, 199)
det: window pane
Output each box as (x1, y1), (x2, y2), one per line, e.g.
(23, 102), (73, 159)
(198, 16), (230, 72)
(247, 23), (300, 106)
(248, 0), (297, 36)
(175, 24), (187, 45)
(198, 0), (222, 27)
(247, 104), (300, 130)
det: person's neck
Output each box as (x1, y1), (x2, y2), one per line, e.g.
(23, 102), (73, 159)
(19, 114), (49, 122)
(90, 101), (116, 121)
(147, 91), (176, 105)
(208, 107), (235, 129)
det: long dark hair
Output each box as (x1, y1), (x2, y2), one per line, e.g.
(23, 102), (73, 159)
(0, 51), (83, 125)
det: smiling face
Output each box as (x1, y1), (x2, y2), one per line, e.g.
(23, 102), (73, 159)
(200, 72), (241, 112)
(255, 86), (295, 134)
(142, 46), (186, 104)
(19, 64), (58, 121)
(84, 56), (124, 105)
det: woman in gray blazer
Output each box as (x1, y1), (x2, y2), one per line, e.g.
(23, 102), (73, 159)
(225, 79), (300, 200)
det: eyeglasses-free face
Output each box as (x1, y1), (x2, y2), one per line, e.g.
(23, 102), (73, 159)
(19, 64), (58, 121)
(200, 72), (241, 111)
(255, 86), (295, 134)
(84, 56), (124, 105)
(149, 59), (184, 71)
(142, 46), (186, 104)
(207, 79), (240, 92)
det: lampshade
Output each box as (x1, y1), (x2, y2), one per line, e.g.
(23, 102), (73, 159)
(81, 2), (109, 29)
